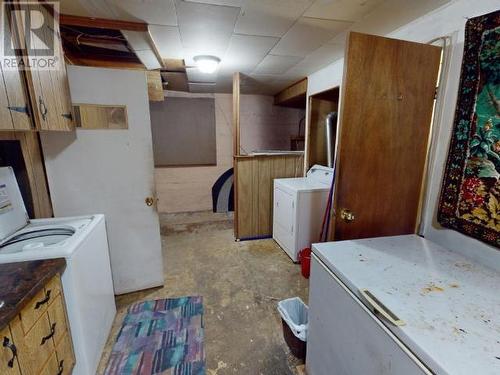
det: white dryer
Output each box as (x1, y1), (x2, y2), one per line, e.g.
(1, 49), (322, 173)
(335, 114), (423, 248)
(273, 165), (334, 262)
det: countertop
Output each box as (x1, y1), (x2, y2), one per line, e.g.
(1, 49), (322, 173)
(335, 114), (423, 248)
(0, 258), (66, 331)
(312, 235), (500, 375)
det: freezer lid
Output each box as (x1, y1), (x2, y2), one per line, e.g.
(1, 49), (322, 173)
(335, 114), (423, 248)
(306, 165), (334, 185)
(0, 167), (28, 242)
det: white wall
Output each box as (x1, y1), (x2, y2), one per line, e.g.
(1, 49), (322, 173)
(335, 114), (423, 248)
(155, 92), (304, 213)
(41, 66), (164, 294)
(307, 0), (500, 271)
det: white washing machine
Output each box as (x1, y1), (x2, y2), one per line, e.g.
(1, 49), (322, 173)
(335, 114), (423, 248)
(0, 167), (116, 375)
(273, 165), (334, 262)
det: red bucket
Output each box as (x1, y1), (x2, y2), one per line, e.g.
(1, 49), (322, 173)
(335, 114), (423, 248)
(299, 247), (311, 279)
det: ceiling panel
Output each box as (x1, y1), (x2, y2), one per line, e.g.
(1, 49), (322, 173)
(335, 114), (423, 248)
(135, 50), (162, 69)
(271, 17), (352, 57)
(284, 42), (344, 77)
(234, 0), (314, 37)
(185, 0), (244, 6)
(189, 82), (217, 93)
(219, 34), (279, 74)
(304, 0), (385, 21)
(253, 54), (303, 75)
(121, 30), (150, 51)
(176, 0), (240, 53)
(59, 0), (116, 18)
(106, 0), (178, 26)
(149, 25), (183, 59)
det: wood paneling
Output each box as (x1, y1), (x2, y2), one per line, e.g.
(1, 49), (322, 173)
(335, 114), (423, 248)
(146, 71), (164, 101)
(332, 32), (441, 240)
(235, 153), (304, 240)
(305, 92), (339, 169)
(73, 104), (128, 129)
(0, 132), (53, 218)
(274, 78), (307, 109)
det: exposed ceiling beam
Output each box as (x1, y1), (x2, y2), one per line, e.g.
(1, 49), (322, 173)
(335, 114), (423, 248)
(60, 14), (148, 32)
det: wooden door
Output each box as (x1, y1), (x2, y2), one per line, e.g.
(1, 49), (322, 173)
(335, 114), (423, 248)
(332, 32), (441, 240)
(11, 2), (74, 131)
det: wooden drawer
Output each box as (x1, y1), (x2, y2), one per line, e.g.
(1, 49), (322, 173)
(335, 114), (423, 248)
(0, 326), (21, 374)
(55, 333), (75, 375)
(19, 287), (52, 334)
(39, 351), (59, 375)
(10, 315), (55, 375)
(47, 294), (68, 346)
(44, 275), (62, 300)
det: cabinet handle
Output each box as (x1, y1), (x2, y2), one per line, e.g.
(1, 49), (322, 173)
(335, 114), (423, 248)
(39, 96), (48, 121)
(61, 113), (72, 121)
(35, 289), (51, 310)
(2, 336), (17, 368)
(40, 323), (56, 346)
(57, 360), (64, 375)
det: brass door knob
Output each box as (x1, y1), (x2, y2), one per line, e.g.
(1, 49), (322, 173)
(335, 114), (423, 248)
(145, 197), (155, 206)
(340, 208), (355, 223)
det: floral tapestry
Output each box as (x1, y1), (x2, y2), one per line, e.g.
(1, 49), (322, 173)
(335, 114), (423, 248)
(438, 10), (500, 248)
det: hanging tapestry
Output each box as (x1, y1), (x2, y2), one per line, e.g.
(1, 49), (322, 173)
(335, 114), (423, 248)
(438, 10), (500, 248)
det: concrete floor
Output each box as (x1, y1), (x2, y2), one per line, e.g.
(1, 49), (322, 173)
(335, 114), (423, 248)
(97, 212), (309, 374)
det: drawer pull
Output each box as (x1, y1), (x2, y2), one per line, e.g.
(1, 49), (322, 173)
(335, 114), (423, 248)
(359, 289), (405, 326)
(2, 336), (17, 368)
(35, 290), (51, 310)
(57, 360), (64, 375)
(40, 323), (56, 346)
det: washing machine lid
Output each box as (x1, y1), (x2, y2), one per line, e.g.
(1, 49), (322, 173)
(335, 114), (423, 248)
(0, 167), (29, 242)
(306, 165), (334, 185)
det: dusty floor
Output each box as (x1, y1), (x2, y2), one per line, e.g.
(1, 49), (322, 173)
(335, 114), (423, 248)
(97, 212), (309, 374)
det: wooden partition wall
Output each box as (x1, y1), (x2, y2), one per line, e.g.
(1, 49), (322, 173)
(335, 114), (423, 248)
(234, 154), (304, 240)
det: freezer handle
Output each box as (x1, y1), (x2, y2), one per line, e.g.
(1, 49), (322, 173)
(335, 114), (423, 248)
(359, 289), (405, 327)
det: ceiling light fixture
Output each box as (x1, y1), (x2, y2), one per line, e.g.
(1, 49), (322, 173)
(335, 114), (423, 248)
(193, 55), (221, 74)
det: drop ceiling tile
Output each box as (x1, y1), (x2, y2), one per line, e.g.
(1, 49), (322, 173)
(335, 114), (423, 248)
(253, 54), (303, 75)
(189, 82), (217, 93)
(176, 0), (240, 53)
(304, 0), (384, 21)
(121, 30), (150, 51)
(271, 17), (352, 57)
(135, 50), (162, 70)
(186, 68), (218, 83)
(219, 34), (279, 74)
(234, 0), (314, 37)
(106, 0), (178, 26)
(59, 0), (116, 18)
(149, 25), (183, 59)
(284, 43), (344, 77)
(185, 0), (244, 7)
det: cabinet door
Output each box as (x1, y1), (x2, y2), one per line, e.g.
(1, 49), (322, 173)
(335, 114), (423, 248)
(332, 32), (441, 240)
(12, 2), (73, 131)
(0, 326), (21, 374)
(0, 10), (31, 131)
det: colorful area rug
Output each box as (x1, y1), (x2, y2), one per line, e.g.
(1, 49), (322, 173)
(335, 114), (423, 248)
(104, 297), (205, 375)
(438, 10), (500, 248)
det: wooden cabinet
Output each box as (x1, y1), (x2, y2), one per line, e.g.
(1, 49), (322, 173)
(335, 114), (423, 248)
(2, 274), (75, 375)
(0, 5), (32, 131)
(0, 2), (74, 132)
(11, 2), (74, 131)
